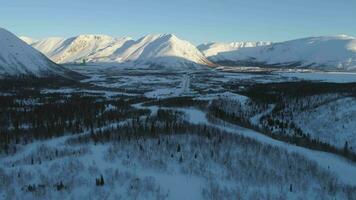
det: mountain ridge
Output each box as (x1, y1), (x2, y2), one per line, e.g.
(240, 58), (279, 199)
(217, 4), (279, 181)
(20, 34), (356, 71)
(22, 33), (215, 69)
(198, 41), (272, 57)
(210, 35), (356, 71)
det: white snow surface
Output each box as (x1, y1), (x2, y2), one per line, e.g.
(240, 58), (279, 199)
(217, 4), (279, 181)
(0, 28), (70, 77)
(19, 36), (37, 45)
(212, 35), (356, 71)
(198, 41), (272, 57)
(294, 97), (356, 150)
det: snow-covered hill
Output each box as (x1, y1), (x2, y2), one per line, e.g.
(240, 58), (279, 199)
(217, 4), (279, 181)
(0, 28), (81, 78)
(211, 35), (356, 71)
(24, 34), (215, 69)
(198, 41), (272, 57)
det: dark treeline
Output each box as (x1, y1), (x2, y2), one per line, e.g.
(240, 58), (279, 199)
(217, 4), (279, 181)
(143, 96), (207, 108)
(237, 81), (356, 103)
(67, 109), (251, 147)
(0, 77), (80, 91)
(0, 92), (150, 154)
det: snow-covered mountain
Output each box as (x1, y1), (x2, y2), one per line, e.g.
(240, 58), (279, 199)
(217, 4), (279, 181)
(23, 34), (215, 69)
(198, 41), (272, 57)
(109, 34), (214, 68)
(211, 35), (356, 71)
(0, 28), (82, 78)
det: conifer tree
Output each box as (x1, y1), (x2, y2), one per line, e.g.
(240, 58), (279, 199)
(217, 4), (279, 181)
(344, 141), (349, 156)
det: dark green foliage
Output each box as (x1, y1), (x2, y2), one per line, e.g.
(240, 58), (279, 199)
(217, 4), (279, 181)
(96, 175), (105, 186)
(177, 144), (181, 152)
(0, 92), (149, 154)
(344, 141), (349, 156)
(56, 181), (65, 191)
(0, 77), (79, 91)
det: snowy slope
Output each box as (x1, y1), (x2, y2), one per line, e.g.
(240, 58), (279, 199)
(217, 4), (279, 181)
(212, 35), (356, 71)
(30, 37), (67, 58)
(198, 41), (272, 57)
(0, 28), (81, 78)
(294, 97), (356, 151)
(109, 34), (215, 69)
(19, 36), (37, 45)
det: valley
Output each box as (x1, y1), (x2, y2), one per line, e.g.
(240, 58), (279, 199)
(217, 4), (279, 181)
(2, 0), (356, 199)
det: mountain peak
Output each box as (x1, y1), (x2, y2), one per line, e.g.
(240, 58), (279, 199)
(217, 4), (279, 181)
(139, 33), (178, 41)
(73, 34), (114, 40)
(336, 34), (354, 39)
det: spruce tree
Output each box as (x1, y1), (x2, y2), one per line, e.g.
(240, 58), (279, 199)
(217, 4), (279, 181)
(344, 141), (349, 156)
(100, 175), (104, 185)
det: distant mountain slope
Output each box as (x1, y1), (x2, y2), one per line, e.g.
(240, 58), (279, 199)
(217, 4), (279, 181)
(198, 41), (272, 57)
(28, 35), (132, 63)
(211, 35), (356, 71)
(24, 34), (215, 69)
(19, 36), (37, 45)
(30, 37), (67, 58)
(109, 34), (215, 68)
(0, 28), (82, 79)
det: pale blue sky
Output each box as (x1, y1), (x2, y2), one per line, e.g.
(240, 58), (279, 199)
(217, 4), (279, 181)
(1, 0), (355, 44)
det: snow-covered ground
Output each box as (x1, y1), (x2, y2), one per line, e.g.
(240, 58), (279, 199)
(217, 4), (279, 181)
(2, 65), (356, 199)
(2, 99), (356, 199)
(138, 103), (356, 186)
(294, 97), (356, 150)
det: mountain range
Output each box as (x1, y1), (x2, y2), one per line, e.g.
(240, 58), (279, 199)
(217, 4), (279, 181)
(0, 27), (355, 79)
(22, 33), (356, 71)
(22, 33), (215, 69)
